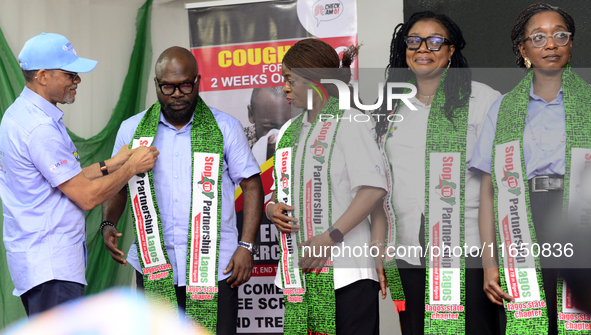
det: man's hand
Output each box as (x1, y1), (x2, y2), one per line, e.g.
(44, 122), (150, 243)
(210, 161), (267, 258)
(128, 146), (159, 174)
(102, 225), (126, 265)
(299, 231), (334, 275)
(483, 267), (513, 305)
(107, 145), (134, 172)
(268, 202), (299, 234)
(224, 246), (254, 288)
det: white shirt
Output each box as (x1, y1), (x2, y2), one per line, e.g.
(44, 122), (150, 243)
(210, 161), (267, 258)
(387, 81), (500, 265)
(273, 108), (387, 289)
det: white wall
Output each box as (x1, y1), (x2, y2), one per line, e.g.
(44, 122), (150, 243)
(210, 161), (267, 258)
(0, 0), (403, 138)
(0, 0), (404, 333)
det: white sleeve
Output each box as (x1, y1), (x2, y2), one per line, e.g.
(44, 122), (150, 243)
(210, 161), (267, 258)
(337, 109), (387, 195)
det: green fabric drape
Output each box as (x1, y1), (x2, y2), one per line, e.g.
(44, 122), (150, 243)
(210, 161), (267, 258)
(0, 0), (153, 329)
(0, 20), (25, 330)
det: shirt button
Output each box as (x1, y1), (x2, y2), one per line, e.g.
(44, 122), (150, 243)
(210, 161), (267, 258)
(175, 153), (179, 157)
(175, 175), (178, 179)
(175, 198), (178, 202)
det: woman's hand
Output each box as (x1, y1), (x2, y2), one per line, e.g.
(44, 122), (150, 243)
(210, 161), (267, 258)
(483, 267), (514, 305)
(479, 173), (513, 305)
(267, 202), (299, 234)
(375, 247), (389, 300)
(298, 231), (334, 274)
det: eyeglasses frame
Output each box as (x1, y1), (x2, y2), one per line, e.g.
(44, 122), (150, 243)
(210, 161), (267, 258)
(155, 75), (200, 96)
(52, 69), (79, 82)
(404, 35), (451, 51)
(524, 31), (572, 48)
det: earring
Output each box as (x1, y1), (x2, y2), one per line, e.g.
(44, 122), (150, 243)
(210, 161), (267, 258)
(447, 59), (451, 69)
(524, 57), (531, 68)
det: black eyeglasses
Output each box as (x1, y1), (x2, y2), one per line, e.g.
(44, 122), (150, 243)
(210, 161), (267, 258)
(404, 36), (450, 51)
(155, 76), (199, 95)
(52, 69), (79, 82)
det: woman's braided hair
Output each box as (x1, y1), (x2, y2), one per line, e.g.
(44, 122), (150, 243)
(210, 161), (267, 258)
(374, 11), (471, 140)
(511, 3), (575, 68)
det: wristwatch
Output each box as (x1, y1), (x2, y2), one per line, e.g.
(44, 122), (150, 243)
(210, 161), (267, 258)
(99, 160), (109, 176)
(328, 226), (344, 243)
(238, 241), (259, 255)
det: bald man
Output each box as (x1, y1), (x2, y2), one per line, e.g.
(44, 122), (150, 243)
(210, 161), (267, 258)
(101, 47), (263, 334)
(244, 86), (292, 165)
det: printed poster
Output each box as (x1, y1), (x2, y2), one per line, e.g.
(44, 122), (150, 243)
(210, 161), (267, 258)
(186, 0), (357, 332)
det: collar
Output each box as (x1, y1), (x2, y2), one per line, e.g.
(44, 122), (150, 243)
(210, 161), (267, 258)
(408, 95), (431, 109)
(529, 84), (564, 103)
(302, 110), (312, 126)
(21, 86), (65, 122)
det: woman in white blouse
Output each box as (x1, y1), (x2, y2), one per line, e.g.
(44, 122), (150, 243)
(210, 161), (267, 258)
(371, 11), (501, 335)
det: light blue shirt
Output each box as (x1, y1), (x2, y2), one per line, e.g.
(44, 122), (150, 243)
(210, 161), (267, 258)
(470, 85), (566, 179)
(0, 87), (85, 296)
(114, 106), (260, 286)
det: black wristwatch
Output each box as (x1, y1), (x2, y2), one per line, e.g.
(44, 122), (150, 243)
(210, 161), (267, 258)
(99, 160), (108, 176)
(328, 226), (344, 243)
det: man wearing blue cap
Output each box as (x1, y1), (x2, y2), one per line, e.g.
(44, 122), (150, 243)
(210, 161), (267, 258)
(0, 32), (160, 316)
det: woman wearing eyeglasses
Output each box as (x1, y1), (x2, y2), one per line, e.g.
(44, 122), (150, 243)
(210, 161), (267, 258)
(371, 11), (501, 334)
(470, 4), (589, 335)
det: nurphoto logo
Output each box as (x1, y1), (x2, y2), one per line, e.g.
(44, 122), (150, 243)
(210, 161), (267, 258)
(306, 79), (417, 113)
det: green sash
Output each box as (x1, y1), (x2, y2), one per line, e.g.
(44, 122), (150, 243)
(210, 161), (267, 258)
(377, 103), (406, 313)
(274, 96), (344, 335)
(380, 70), (469, 334)
(128, 97), (223, 333)
(492, 67), (591, 335)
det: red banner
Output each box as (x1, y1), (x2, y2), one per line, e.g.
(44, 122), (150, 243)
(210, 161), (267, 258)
(192, 36), (358, 92)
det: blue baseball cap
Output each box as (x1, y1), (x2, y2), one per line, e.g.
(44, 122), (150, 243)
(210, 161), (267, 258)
(18, 32), (97, 73)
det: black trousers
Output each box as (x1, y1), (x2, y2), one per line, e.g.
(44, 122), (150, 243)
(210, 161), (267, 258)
(20, 279), (84, 316)
(396, 217), (502, 335)
(396, 260), (502, 335)
(335, 279), (380, 335)
(528, 187), (565, 335)
(136, 271), (238, 335)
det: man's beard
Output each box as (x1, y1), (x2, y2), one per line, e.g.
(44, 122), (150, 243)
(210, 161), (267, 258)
(63, 84), (76, 104)
(159, 97), (199, 123)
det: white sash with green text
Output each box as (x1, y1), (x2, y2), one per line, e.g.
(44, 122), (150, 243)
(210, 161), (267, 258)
(494, 140), (542, 310)
(428, 152), (463, 317)
(187, 152), (220, 299)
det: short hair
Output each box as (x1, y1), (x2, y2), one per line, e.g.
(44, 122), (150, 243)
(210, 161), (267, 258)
(22, 69), (38, 83)
(511, 3), (575, 68)
(250, 86), (285, 106)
